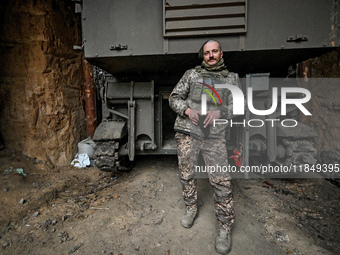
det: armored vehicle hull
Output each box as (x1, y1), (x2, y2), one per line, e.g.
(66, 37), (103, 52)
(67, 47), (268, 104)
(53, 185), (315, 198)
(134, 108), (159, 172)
(76, 0), (339, 171)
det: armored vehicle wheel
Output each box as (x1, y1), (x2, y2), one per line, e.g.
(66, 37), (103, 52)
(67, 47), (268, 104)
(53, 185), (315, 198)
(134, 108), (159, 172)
(117, 155), (134, 172)
(249, 137), (317, 168)
(93, 141), (135, 172)
(275, 138), (317, 166)
(94, 154), (134, 172)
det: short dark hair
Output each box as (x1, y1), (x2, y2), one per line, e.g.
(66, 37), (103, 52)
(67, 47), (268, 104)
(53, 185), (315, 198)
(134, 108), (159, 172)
(198, 39), (222, 59)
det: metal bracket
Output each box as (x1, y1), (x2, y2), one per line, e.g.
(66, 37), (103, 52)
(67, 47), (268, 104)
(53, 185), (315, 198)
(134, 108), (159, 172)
(286, 35), (308, 42)
(73, 45), (84, 51)
(163, 38), (169, 53)
(244, 75), (251, 179)
(109, 44), (128, 50)
(72, 0), (82, 13)
(128, 100), (136, 161)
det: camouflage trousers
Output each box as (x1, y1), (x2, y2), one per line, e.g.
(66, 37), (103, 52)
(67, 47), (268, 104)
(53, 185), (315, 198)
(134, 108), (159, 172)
(175, 132), (235, 231)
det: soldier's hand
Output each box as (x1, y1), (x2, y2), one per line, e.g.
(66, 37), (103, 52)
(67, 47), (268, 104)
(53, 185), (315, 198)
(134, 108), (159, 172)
(185, 108), (200, 125)
(203, 110), (221, 128)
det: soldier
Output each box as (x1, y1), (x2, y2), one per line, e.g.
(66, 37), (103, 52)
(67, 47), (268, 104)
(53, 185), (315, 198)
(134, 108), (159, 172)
(169, 39), (241, 254)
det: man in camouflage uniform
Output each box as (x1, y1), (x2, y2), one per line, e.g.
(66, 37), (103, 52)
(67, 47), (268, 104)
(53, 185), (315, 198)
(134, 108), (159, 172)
(169, 40), (241, 255)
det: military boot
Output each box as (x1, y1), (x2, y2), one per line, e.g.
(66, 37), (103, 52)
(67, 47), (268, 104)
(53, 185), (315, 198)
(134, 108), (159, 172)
(180, 209), (197, 228)
(215, 229), (231, 254)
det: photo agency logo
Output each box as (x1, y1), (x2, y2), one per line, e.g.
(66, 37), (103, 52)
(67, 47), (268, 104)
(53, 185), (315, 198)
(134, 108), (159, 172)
(198, 80), (312, 128)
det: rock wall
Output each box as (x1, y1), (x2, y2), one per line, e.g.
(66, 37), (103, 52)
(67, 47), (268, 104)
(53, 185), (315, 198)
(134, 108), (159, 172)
(0, 0), (86, 167)
(297, 49), (340, 152)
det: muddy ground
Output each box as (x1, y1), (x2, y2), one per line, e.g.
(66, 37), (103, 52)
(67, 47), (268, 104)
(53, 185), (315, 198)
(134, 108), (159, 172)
(0, 149), (339, 255)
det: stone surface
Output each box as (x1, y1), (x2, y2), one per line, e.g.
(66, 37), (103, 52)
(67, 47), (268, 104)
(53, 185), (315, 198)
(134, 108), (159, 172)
(297, 49), (340, 152)
(0, 0), (86, 167)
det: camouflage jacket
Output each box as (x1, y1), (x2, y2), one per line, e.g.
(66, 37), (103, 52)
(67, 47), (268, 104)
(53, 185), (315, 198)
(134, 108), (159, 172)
(169, 66), (241, 139)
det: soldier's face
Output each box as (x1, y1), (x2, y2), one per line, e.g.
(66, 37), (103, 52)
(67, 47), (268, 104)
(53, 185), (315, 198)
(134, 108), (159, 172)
(203, 41), (223, 66)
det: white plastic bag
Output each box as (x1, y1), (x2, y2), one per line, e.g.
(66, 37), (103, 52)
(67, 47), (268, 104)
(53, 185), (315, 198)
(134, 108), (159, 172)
(71, 153), (91, 168)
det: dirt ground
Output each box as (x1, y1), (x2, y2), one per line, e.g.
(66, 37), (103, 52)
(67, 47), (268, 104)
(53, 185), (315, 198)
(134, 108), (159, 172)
(0, 149), (339, 255)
